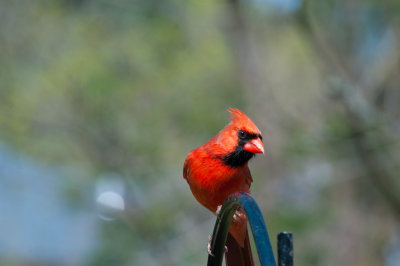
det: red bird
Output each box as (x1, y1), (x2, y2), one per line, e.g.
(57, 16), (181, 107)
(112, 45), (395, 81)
(183, 108), (264, 260)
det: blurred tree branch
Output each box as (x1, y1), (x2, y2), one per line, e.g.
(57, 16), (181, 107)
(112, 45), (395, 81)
(225, 0), (264, 98)
(296, 0), (400, 217)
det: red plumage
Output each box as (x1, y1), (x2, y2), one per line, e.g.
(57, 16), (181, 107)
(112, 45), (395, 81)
(183, 108), (264, 247)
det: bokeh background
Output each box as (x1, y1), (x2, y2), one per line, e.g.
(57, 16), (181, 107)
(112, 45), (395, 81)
(1, 0), (400, 265)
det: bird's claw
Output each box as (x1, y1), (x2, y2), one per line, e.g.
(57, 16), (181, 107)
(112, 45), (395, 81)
(207, 235), (214, 257)
(233, 208), (246, 221)
(207, 235), (228, 256)
(216, 205), (222, 216)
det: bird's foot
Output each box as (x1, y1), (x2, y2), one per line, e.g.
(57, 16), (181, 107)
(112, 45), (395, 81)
(207, 235), (214, 257)
(207, 235), (228, 256)
(216, 205), (222, 216)
(233, 207), (246, 222)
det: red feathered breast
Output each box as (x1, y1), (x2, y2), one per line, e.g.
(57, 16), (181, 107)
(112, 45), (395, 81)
(183, 147), (252, 213)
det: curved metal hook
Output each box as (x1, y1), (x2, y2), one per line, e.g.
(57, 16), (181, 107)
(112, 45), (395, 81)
(207, 192), (277, 266)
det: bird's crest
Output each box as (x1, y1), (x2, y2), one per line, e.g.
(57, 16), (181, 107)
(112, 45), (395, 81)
(227, 108), (261, 134)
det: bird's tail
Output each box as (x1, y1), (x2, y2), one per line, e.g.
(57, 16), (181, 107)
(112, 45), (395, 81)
(225, 230), (254, 266)
(225, 208), (254, 266)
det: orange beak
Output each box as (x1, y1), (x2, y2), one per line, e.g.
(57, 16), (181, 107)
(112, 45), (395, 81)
(243, 138), (264, 154)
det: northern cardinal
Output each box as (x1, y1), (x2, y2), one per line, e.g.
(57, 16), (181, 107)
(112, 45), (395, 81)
(183, 108), (264, 263)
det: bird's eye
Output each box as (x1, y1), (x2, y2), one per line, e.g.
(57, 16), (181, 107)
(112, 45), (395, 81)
(238, 130), (247, 139)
